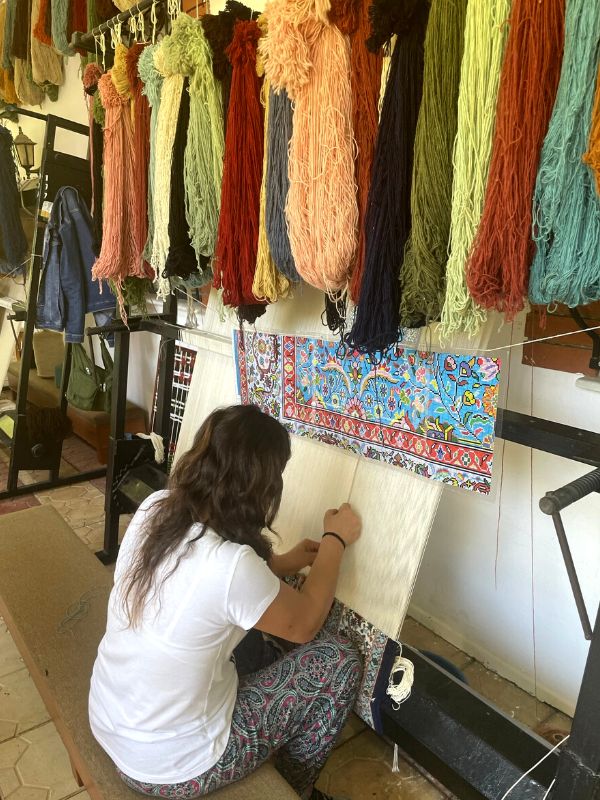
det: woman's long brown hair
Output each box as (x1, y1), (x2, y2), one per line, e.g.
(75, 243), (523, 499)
(122, 405), (291, 626)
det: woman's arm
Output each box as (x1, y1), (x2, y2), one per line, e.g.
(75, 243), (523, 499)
(255, 504), (361, 643)
(269, 538), (320, 578)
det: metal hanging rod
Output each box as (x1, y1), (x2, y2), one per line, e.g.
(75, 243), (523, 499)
(70, 0), (167, 54)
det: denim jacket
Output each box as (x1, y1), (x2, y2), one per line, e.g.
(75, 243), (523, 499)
(37, 187), (113, 343)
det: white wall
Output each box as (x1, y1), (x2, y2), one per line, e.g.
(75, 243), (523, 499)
(11, 7), (600, 718)
(409, 313), (600, 716)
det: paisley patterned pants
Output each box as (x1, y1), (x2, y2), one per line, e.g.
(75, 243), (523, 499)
(118, 633), (362, 799)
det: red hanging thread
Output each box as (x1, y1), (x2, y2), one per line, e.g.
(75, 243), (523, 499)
(347, 0), (383, 303)
(466, 0), (565, 321)
(213, 20), (265, 310)
(69, 0), (88, 56)
(126, 43), (153, 279)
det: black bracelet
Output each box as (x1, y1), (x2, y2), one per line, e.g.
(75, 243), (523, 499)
(322, 531), (346, 550)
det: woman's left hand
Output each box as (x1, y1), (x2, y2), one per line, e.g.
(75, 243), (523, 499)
(270, 539), (320, 577)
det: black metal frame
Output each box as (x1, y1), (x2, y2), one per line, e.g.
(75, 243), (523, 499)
(0, 113), (106, 500)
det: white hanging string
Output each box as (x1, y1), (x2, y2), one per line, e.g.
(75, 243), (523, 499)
(151, 0), (158, 43)
(499, 734), (568, 799)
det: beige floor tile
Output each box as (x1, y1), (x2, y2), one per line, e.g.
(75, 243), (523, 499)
(400, 618), (473, 672)
(0, 622), (23, 679)
(0, 721), (81, 800)
(38, 486), (89, 502)
(71, 793), (91, 799)
(0, 669), (49, 743)
(318, 729), (445, 799)
(335, 712), (366, 749)
(463, 661), (552, 729)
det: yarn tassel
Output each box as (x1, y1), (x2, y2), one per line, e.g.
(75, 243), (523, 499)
(51, 0), (73, 56)
(399, 0), (468, 329)
(138, 44), (163, 267)
(253, 78), (290, 303)
(347, 0), (383, 304)
(439, 0), (511, 337)
(32, 0), (63, 86)
(0, 127), (28, 270)
(584, 62), (600, 196)
(265, 87), (298, 281)
(467, 0), (565, 321)
(264, 3), (357, 293)
(165, 77), (205, 280)
(33, 0), (51, 45)
(126, 43), (152, 277)
(213, 20), (265, 310)
(346, 0), (429, 355)
(184, 18), (224, 260)
(529, 0), (600, 307)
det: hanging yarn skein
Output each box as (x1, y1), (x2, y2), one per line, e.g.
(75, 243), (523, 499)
(252, 13), (289, 303)
(184, 18), (224, 261)
(0, 126), (28, 271)
(165, 76), (207, 281)
(0, 2), (18, 104)
(263, 0), (358, 294)
(253, 78), (290, 303)
(530, 0), (600, 308)
(83, 62), (104, 250)
(151, 14), (199, 295)
(346, 0), (382, 304)
(346, 0), (429, 355)
(467, 0), (565, 321)
(138, 44), (163, 266)
(2, 0), (16, 69)
(32, 0), (63, 87)
(400, 0), (468, 329)
(265, 87), (299, 281)
(33, 0), (51, 46)
(92, 51), (139, 316)
(50, 0), (73, 56)
(213, 19), (266, 316)
(584, 62), (600, 195)
(126, 42), (152, 277)
(439, 0), (511, 337)
(202, 0), (256, 126)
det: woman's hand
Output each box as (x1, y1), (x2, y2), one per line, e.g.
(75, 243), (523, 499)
(269, 538), (320, 578)
(323, 503), (361, 547)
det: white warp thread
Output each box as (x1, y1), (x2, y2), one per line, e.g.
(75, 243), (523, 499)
(174, 286), (442, 639)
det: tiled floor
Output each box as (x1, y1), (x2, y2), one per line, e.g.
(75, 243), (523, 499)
(0, 452), (572, 800)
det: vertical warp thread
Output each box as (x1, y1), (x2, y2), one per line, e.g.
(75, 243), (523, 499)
(213, 20), (264, 310)
(400, 0), (468, 328)
(530, 0), (600, 307)
(265, 87), (298, 281)
(348, 0), (382, 303)
(346, 0), (429, 355)
(184, 18), (224, 261)
(439, 0), (511, 337)
(467, 0), (565, 321)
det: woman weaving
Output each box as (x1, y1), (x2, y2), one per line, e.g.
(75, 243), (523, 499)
(89, 404), (362, 799)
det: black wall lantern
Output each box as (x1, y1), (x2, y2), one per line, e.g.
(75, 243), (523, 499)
(13, 127), (37, 178)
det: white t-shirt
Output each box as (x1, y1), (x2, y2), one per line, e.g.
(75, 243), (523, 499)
(88, 491), (281, 784)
